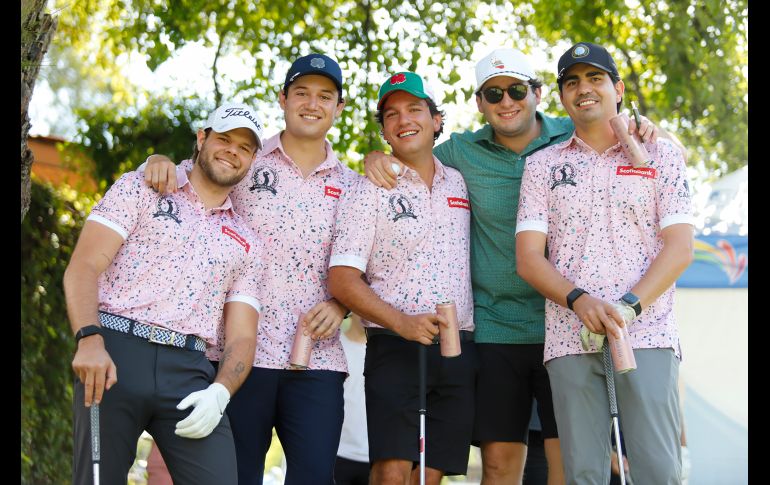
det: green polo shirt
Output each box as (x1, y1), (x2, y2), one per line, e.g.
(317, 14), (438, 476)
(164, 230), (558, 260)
(433, 112), (574, 344)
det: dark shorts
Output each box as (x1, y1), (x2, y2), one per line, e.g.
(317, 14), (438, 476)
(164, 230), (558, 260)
(473, 343), (558, 445)
(364, 334), (478, 476)
(334, 456), (370, 485)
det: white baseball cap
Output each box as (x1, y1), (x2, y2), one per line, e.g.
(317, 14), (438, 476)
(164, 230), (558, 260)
(475, 48), (537, 91)
(204, 102), (264, 149)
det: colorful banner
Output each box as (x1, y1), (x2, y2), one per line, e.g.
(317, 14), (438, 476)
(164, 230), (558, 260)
(677, 235), (748, 288)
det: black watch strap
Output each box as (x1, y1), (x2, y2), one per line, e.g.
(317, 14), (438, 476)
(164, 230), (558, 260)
(566, 288), (588, 311)
(75, 325), (102, 343)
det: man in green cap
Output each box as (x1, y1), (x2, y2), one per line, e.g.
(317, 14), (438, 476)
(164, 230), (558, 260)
(328, 71), (478, 485)
(362, 48), (676, 484)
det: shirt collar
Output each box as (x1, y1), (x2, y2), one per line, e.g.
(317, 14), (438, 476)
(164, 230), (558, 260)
(261, 131), (343, 174)
(397, 155), (447, 183)
(556, 132), (624, 156)
(176, 165), (235, 213)
(470, 112), (574, 152)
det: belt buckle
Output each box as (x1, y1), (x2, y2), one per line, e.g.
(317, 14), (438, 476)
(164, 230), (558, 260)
(148, 325), (171, 346)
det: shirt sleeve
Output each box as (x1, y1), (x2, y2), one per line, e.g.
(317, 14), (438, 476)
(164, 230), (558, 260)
(226, 232), (264, 313)
(329, 177), (378, 272)
(87, 172), (151, 240)
(516, 151), (551, 234)
(653, 139), (695, 230)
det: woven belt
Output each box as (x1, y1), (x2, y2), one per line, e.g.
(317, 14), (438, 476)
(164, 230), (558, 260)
(365, 327), (474, 344)
(98, 312), (207, 352)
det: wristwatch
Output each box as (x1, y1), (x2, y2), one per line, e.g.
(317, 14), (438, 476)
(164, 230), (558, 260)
(75, 325), (102, 343)
(620, 292), (642, 317)
(566, 288), (588, 311)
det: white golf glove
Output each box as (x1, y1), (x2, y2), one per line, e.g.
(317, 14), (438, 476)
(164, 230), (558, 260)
(612, 302), (636, 325)
(175, 382), (230, 439)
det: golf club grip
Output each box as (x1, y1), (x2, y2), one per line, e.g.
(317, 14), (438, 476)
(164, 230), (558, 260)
(90, 404), (100, 461)
(602, 345), (619, 416)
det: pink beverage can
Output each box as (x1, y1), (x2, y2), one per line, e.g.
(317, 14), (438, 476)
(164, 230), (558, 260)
(609, 113), (652, 168)
(289, 313), (313, 370)
(436, 301), (461, 358)
(606, 324), (636, 373)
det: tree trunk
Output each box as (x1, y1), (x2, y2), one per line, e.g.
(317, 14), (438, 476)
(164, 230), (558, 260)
(21, 0), (57, 222)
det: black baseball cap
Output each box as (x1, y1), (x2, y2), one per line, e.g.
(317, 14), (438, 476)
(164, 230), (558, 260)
(557, 42), (620, 90)
(283, 53), (343, 93)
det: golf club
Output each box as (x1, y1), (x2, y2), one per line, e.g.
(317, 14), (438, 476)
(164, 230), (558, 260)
(418, 343), (427, 485)
(603, 344), (629, 485)
(90, 403), (101, 485)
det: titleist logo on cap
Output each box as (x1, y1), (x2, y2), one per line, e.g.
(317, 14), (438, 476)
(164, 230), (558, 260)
(220, 107), (262, 131)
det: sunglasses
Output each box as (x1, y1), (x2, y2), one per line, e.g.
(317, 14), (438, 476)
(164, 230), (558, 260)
(479, 84), (531, 103)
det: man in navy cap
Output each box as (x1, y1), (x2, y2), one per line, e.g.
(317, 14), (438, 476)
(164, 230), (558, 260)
(516, 41), (692, 484)
(139, 53), (359, 485)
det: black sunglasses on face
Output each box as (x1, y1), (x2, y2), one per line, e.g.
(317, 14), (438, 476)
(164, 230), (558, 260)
(479, 84), (530, 103)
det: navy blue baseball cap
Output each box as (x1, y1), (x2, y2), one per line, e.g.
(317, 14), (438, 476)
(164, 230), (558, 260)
(557, 42), (620, 90)
(283, 53), (343, 93)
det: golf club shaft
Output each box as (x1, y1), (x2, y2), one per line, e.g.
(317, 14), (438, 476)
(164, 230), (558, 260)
(419, 344), (427, 485)
(603, 345), (625, 485)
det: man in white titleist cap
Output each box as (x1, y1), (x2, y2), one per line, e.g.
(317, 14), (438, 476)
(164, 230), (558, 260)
(65, 101), (264, 484)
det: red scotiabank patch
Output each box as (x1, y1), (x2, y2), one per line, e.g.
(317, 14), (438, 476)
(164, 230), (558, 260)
(325, 186), (341, 198)
(447, 197), (470, 210)
(390, 73), (407, 85)
(222, 226), (250, 253)
(616, 166), (657, 179)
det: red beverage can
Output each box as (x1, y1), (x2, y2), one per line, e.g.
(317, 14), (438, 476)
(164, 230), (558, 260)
(436, 301), (461, 358)
(289, 313), (313, 370)
(606, 324), (636, 373)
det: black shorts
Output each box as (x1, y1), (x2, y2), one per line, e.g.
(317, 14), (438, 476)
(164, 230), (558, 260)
(364, 335), (478, 475)
(472, 343), (558, 445)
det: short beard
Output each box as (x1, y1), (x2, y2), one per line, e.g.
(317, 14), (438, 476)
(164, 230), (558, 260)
(196, 145), (249, 188)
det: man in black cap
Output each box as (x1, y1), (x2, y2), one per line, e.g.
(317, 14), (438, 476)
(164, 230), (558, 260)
(138, 53), (359, 485)
(516, 41), (693, 484)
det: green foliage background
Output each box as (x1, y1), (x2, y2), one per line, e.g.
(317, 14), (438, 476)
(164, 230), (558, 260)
(21, 181), (98, 484)
(22, 1), (746, 482)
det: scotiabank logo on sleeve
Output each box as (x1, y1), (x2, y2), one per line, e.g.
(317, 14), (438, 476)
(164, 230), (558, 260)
(325, 186), (342, 198)
(447, 197), (470, 210)
(222, 226), (250, 253)
(616, 166), (657, 178)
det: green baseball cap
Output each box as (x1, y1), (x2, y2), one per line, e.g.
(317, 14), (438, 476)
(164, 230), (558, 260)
(377, 71), (436, 110)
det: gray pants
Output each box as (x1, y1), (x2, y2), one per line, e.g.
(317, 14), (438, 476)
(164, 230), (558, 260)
(546, 348), (681, 485)
(72, 329), (237, 485)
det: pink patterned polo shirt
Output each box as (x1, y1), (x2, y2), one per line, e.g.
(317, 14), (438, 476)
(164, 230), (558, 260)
(329, 156), (474, 331)
(516, 135), (694, 362)
(88, 168), (263, 346)
(191, 133), (359, 372)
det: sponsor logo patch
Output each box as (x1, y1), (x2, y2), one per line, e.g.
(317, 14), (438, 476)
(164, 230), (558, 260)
(616, 166), (657, 179)
(222, 226), (250, 253)
(447, 197), (470, 210)
(325, 186), (341, 198)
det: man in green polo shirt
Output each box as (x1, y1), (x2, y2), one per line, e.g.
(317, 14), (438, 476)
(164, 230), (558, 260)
(363, 48), (663, 485)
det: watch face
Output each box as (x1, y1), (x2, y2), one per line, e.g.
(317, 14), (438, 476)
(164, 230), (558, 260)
(622, 293), (639, 305)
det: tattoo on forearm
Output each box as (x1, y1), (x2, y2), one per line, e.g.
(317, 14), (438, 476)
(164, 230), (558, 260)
(220, 348), (232, 367)
(234, 361), (246, 377)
